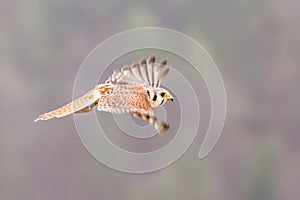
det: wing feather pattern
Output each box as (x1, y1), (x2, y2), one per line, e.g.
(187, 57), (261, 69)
(105, 56), (169, 88)
(34, 87), (100, 122)
(97, 85), (151, 115)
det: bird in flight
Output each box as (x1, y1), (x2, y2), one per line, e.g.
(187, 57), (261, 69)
(34, 56), (174, 134)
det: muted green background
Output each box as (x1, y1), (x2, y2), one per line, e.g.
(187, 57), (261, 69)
(1, 0), (299, 200)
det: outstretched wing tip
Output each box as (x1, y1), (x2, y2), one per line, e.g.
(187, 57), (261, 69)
(161, 58), (167, 65)
(106, 56), (170, 87)
(147, 55), (156, 63)
(33, 115), (47, 122)
(34, 112), (55, 122)
(138, 57), (147, 66)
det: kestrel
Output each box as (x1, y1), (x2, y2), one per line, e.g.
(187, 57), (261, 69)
(34, 56), (173, 134)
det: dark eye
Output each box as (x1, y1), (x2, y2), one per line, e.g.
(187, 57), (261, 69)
(161, 92), (166, 97)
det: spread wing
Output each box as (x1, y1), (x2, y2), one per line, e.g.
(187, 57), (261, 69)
(34, 87), (101, 122)
(105, 56), (169, 88)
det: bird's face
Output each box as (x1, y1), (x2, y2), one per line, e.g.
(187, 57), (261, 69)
(147, 88), (173, 108)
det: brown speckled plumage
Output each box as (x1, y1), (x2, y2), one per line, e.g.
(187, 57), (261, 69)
(35, 56), (172, 134)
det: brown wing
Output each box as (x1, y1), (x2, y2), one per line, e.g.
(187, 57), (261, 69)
(96, 84), (169, 134)
(105, 56), (169, 88)
(34, 86), (103, 122)
(97, 85), (151, 115)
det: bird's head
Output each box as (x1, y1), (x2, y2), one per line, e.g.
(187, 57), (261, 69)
(147, 88), (173, 108)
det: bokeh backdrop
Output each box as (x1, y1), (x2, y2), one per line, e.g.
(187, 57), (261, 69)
(1, 0), (300, 200)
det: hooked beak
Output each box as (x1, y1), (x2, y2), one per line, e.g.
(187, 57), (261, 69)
(166, 94), (174, 102)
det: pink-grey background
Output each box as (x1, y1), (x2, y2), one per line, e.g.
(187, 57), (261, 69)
(1, 0), (299, 200)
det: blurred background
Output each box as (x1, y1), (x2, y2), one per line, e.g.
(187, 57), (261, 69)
(1, 0), (300, 199)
